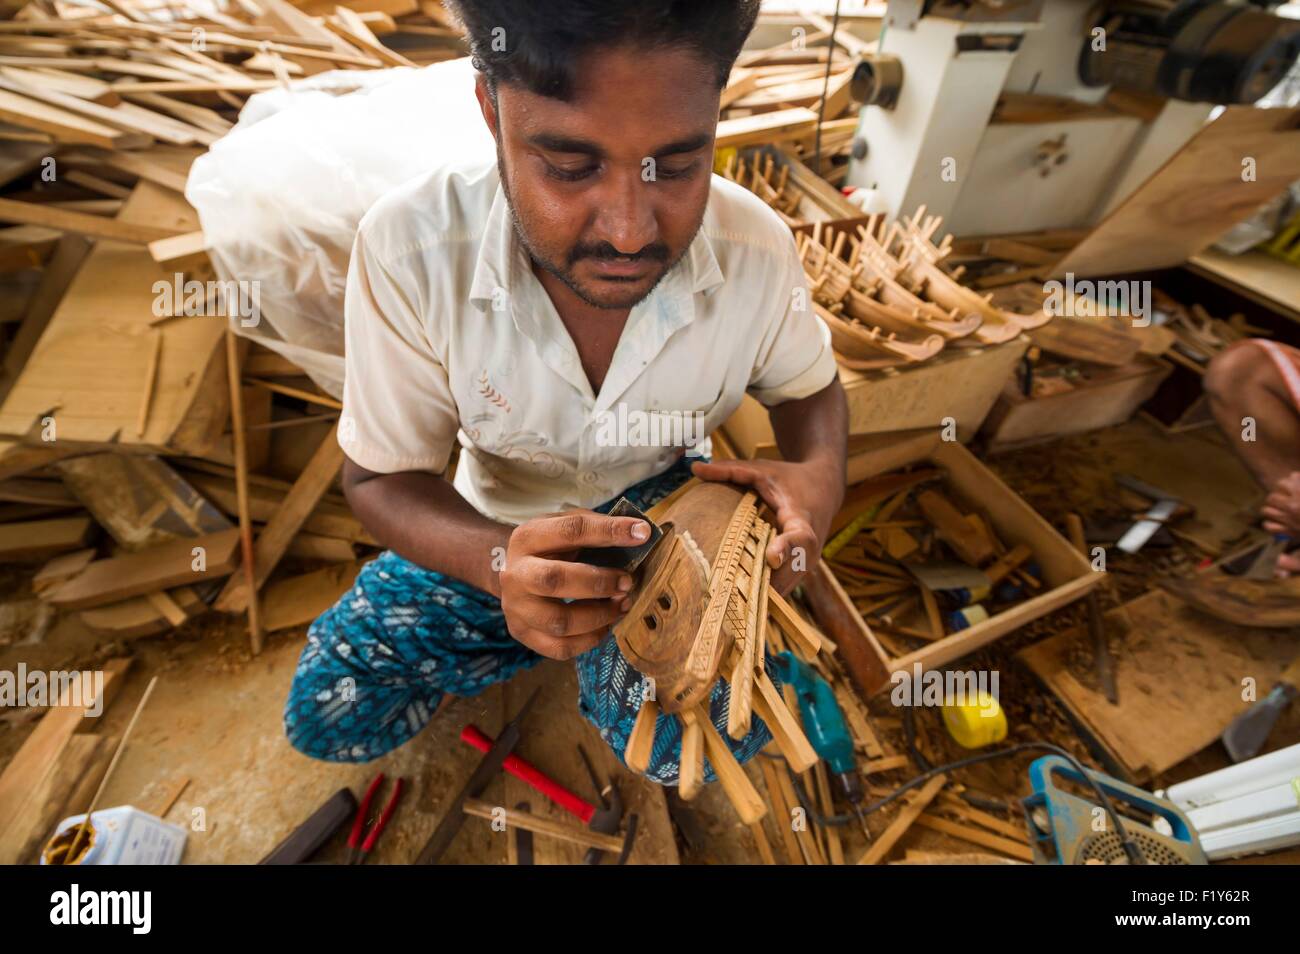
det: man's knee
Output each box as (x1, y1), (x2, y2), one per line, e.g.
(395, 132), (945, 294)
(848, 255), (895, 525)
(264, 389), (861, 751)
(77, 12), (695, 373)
(1205, 340), (1269, 403)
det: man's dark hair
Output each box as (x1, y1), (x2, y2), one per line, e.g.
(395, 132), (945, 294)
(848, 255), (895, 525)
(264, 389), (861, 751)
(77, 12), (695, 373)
(444, 0), (760, 99)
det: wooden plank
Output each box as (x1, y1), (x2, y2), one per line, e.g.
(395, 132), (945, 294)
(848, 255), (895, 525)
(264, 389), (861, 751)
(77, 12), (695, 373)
(0, 657), (129, 844)
(179, 469), (373, 544)
(757, 751), (803, 864)
(462, 798), (625, 853)
(0, 87), (144, 148)
(917, 489), (995, 566)
(715, 107), (819, 150)
(687, 705), (767, 825)
(751, 670), (818, 772)
(1053, 106), (1300, 278)
(914, 813), (1034, 862)
(857, 774), (947, 865)
(54, 453), (230, 551)
(261, 560), (363, 632)
(78, 586), (204, 639)
(624, 696), (659, 775)
(1018, 589), (1297, 780)
(801, 561), (893, 695)
(0, 181), (227, 455)
(0, 732), (108, 864)
(214, 424), (344, 613)
(0, 196), (180, 244)
(0, 516), (93, 562)
(48, 528), (241, 609)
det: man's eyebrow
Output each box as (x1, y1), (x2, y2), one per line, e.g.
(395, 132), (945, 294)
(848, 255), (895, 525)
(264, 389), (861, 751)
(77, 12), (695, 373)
(652, 133), (713, 157)
(528, 133), (603, 157)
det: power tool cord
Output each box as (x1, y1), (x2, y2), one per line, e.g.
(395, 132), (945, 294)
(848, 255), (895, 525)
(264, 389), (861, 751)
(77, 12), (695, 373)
(811, 0), (842, 174)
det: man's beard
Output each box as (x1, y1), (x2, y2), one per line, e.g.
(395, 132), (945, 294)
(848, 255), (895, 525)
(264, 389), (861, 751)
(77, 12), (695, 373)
(496, 150), (696, 310)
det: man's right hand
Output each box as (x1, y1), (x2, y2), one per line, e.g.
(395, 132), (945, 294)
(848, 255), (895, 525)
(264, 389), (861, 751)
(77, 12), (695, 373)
(499, 510), (650, 660)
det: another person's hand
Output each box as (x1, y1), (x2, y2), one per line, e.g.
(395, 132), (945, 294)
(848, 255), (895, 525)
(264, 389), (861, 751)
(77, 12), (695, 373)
(499, 510), (646, 659)
(1261, 471), (1300, 537)
(690, 457), (841, 595)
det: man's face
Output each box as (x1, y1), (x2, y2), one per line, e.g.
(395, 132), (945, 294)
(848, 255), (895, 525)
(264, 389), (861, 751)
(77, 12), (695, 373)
(479, 44), (719, 310)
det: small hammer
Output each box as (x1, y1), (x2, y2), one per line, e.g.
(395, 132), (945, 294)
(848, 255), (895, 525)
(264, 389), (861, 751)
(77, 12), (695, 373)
(460, 728), (634, 864)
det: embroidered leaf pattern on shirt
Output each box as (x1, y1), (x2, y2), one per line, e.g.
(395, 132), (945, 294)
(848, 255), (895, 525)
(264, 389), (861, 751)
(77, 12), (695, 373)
(477, 370), (511, 412)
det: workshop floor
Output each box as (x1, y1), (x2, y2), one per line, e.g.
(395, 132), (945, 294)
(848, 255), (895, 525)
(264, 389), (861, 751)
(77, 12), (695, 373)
(3, 416), (1298, 864)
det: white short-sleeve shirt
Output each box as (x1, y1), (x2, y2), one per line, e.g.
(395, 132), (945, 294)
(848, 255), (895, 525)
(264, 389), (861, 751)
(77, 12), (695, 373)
(340, 157), (836, 525)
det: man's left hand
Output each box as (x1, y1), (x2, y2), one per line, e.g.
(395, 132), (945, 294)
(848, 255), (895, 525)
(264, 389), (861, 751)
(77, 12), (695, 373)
(691, 457), (841, 595)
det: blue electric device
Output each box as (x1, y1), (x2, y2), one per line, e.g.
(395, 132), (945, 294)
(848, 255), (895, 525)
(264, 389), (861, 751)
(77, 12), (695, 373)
(1021, 755), (1206, 865)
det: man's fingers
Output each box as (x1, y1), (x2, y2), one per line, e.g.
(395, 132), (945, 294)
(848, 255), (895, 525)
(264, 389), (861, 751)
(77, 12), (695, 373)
(768, 522), (818, 570)
(525, 630), (606, 661)
(513, 510), (650, 555)
(512, 595), (625, 639)
(517, 556), (632, 599)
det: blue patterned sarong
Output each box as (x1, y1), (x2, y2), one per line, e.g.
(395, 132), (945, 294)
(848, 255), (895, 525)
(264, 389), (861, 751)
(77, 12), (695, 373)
(283, 457), (776, 784)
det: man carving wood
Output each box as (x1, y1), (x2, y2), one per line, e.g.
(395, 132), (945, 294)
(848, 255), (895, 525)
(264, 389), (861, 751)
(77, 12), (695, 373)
(284, 0), (848, 781)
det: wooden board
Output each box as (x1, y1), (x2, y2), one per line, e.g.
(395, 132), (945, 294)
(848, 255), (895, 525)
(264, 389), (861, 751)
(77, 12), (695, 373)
(0, 657), (129, 847)
(213, 424), (344, 613)
(47, 528), (241, 609)
(981, 357), (1172, 452)
(55, 453), (231, 551)
(721, 339), (1028, 457)
(261, 560), (364, 632)
(0, 173), (227, 455)
(1053, 106), (1300, 278)
(0, 515), (93, 562)
(1018, 590), (1299, 780)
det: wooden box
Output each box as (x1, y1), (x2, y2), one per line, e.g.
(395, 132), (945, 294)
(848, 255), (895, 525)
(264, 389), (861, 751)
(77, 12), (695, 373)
(722, 339), (1029, 462)
(805, 433), (1103, 696)
(979, 355), (1172, 453)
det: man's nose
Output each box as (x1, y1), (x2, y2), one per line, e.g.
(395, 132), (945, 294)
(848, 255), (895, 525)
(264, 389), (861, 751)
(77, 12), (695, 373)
(591, 170), (657, 255)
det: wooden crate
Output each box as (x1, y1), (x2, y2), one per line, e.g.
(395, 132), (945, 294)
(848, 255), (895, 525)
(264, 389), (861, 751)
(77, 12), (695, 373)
(722, 339), (1028, 461)
(804, 433), (1103, 696)
(979, 355), (1172, 453)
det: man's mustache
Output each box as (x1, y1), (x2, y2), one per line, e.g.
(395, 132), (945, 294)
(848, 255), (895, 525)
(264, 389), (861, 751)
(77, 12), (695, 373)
(568, 241), (670, 266)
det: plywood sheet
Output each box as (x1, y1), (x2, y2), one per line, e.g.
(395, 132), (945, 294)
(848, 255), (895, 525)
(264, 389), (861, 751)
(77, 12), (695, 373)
(1053, 106), (1300, 278)
(1018, 590), (1299, 780)
(0, 170), (227, 454)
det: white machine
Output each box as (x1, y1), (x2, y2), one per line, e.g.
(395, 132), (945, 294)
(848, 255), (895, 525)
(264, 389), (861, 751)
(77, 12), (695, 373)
(845, 0), (1300, 236)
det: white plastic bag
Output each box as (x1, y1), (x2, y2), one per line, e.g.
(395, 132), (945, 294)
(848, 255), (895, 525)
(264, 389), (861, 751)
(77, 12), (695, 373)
(186, 58), (494, 397)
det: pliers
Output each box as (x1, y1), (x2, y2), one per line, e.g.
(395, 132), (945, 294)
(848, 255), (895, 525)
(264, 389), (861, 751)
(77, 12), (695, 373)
(346, 773), (405, 864)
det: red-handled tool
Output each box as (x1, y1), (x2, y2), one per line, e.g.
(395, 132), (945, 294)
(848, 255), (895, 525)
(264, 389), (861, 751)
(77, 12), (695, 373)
(460, 724), (594, 823)
(346, 773), (404, 864)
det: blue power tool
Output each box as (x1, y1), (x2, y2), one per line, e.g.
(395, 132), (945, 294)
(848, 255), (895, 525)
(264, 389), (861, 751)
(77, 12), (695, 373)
(1021, 755), (1206, 865)
(770, 651), (868, 832)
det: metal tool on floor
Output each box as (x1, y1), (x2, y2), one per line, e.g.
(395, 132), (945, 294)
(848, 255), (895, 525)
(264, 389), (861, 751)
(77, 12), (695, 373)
(260, 788), (357, 865)
(1243, 532), (1293, 580)
(770, 650), (869, 837)
(416, 687), (540, 864)
(346, 773), (405, 864)
(1221, 657), (1300, 763)
(1066, 513), (1118, 705)
(459, 726), (636, 864)
(1114, 475), (1183, 555)
(1021, 755), (1205, 864)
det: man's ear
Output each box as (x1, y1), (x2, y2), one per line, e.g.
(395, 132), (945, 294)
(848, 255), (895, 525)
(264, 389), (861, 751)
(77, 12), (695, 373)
(474, 74), (499, 140)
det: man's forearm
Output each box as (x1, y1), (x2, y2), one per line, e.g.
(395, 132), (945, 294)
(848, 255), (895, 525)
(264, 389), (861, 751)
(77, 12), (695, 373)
(343, 461), (511, 597)
(769, 377), (848, 473)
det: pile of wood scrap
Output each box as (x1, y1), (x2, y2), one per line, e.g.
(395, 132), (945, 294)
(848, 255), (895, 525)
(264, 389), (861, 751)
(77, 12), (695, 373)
(716, 11), (869, 181)
(822, 468), (1047, 655)
(796, 208), (1044, 370)
(0, 0), (455, 655)
(0, 658), (129, 863)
